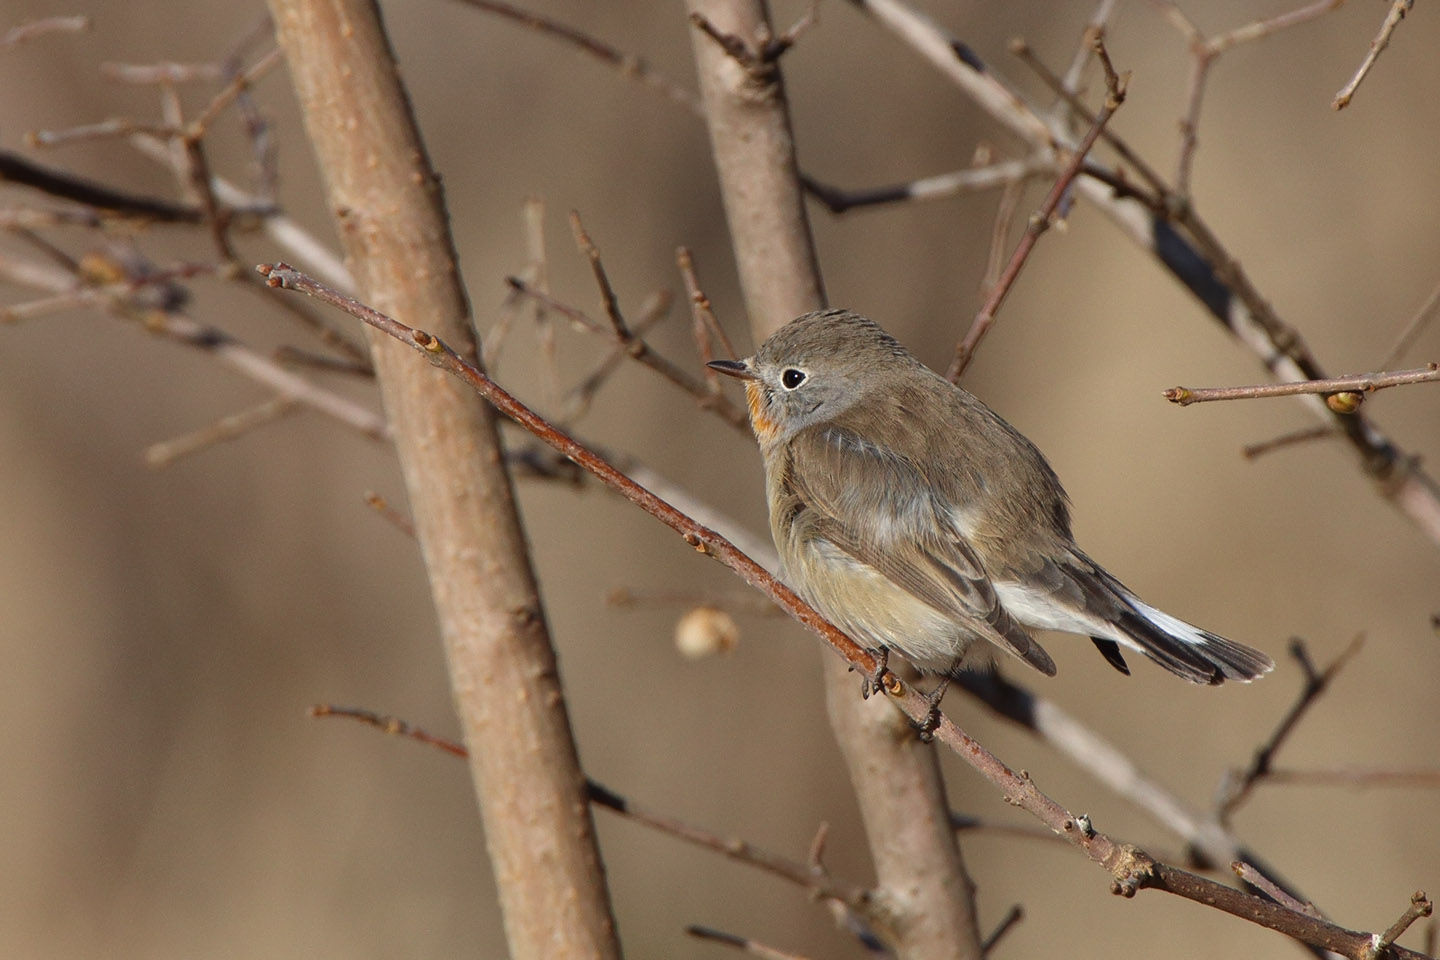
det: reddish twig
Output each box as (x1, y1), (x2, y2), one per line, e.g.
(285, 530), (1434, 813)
(946, 29), (1127, 382)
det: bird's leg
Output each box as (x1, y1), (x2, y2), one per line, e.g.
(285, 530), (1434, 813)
(916, 675), (952, 742)
(861, 645), (890, 699)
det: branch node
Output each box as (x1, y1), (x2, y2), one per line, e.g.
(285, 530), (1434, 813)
(1105, 843), (1156, 897)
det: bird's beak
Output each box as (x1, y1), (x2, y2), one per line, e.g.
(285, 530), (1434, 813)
(707, 358), (757, 381)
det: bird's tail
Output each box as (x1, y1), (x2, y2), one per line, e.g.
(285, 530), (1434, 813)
(1110, 593), (1274, 684)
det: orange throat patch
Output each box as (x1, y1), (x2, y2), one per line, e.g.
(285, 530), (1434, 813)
(744, 381), (780, 444)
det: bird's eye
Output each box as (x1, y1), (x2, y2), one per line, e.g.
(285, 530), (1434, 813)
(781, 368), (806, 389)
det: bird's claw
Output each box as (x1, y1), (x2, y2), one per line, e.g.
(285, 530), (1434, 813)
(861, 646), (891, 699)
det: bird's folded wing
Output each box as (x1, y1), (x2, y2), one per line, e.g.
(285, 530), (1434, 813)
(789, 426), (1057, 676)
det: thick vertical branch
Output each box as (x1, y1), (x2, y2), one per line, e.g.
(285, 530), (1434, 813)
(265, 3), (621, 958)
(685, 3), (983, 957)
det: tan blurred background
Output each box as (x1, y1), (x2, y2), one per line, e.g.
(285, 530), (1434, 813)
(2, 1), (1438, 957)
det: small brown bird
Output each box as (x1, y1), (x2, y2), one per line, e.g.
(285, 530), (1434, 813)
(710, 309), (1272, 714)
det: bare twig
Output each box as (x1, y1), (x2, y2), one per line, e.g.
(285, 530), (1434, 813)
(506, 276), (750, 429)
(686, 926), (816, 960)
(569, 211), (628, 338)
(1233, 862), (1323, 918)
(263, 262), (1433, 960)
(362, 491), (416, 538)
(145, 397), (298, 468)
(1241, 425), (1336, 460)
(1379, 279), (1440, 371)
(309, 703), (467, 756)
(677, 246), (737, 360)
(0, 151), (203, 222)
(1164, 365), (1440, 408)
(0, 15), (89, 49)
(947, 30), (1126, 382)
(1059, 0), (1119, 96)
(449, 0), (701, 115)
(1261, 768), (1440, 789)
(1366, 893), (1433, 958)
(560, 290), (672, 424)
(803, 157), (1054, 214)
(189, 46), (283, 137)
(0, 252), (388, 440)
(981, 904), (1024, 957)
(311, 703), (870, 907)
(1333, 0), (1413, 110)
(587, 783), (870, 909)
(1147, 0), (1346, 195)
(101, 61), (223, 84)
(1215, 636), (1365, 822)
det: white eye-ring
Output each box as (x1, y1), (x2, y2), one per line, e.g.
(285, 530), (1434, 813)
(781, 368), (806, 390)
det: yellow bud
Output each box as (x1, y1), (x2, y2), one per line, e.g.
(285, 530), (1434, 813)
(1326, 391), (1363, 414)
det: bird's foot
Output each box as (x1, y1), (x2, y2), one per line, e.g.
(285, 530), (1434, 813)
(861, 646), (891, 700)
(916, 675), (952, 743)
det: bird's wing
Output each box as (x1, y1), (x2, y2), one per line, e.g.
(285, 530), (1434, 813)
(784, 424), (1056, 676)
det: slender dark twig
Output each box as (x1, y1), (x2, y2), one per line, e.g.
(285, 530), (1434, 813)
(1241, 426), (1336, 460)
(449, 0), (702, 115)
(981, 904), (1025, 956)
(685, 926), (815, 960)
(310, 703), (870, 907)
(1214, 636), (1364, 823)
